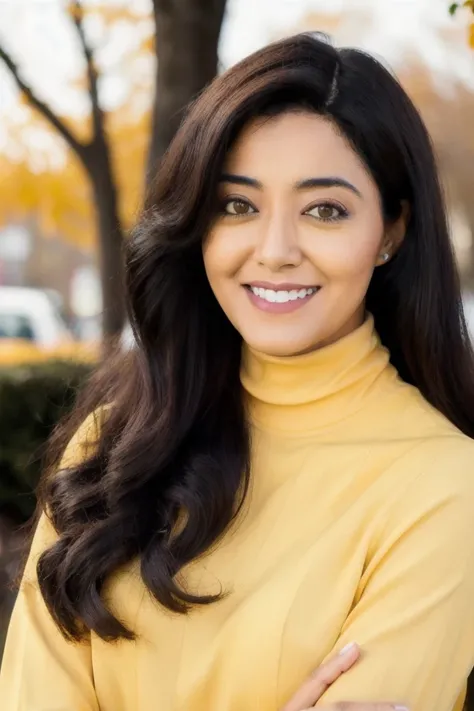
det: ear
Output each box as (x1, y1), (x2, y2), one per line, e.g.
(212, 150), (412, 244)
(376, 200), (410, 267)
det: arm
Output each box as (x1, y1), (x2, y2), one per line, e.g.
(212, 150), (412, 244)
(0, 413), (102, 710)
(317, 440), (474, 711)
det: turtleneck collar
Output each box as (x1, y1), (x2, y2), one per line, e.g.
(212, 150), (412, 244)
(240, 315), (393, 433)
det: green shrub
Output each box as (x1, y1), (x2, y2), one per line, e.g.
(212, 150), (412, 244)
(0, 360), (93, 523)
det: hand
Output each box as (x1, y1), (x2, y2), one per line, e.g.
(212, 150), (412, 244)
(280, 642), (409, 711)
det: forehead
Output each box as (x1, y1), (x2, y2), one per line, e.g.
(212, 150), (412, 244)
(223, 112), (373, 189)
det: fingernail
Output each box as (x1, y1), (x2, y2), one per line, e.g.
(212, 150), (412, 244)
(338, 641), (358, 656)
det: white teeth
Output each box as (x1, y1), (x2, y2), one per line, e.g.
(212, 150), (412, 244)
(249, 286), (317, 303)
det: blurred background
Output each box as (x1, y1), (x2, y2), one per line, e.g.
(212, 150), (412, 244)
(0, 0), (473, 666)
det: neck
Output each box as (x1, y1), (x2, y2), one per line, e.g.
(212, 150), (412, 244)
(240, 315), (393, 433)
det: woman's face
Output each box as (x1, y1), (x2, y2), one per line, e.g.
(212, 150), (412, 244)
(203, 111), (404, 356)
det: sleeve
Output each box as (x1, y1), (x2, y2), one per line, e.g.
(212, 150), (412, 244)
(316, 440), (474, 711)
(0, 411), (103, 710)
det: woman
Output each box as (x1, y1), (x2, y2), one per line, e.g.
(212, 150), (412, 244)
(1, 32), (474, 711)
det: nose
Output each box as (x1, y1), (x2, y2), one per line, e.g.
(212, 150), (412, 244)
(255, 212), (303, 271)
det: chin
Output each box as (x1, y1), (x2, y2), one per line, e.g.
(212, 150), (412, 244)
(245, 334), (319, 357)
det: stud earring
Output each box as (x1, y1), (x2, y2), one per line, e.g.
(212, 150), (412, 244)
(381, 253), (390, 263)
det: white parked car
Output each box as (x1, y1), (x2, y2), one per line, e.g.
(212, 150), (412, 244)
(0, 287), (73, 348)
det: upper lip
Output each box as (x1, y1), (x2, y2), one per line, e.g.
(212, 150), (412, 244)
(245, 281), (319, 290)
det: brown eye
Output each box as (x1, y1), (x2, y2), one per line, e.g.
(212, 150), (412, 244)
(316, 205), (337, 220)
(224, 199), (255, 216)
(305, 202), (348, 222)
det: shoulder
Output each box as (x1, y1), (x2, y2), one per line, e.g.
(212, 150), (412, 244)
(369, 372), (474, 497)
(23, 406), (111, 581)
(375, 373), (463, 439)
(384, 432), (474, 507)
(59, 405), (111, 470)
(402, 434), (474, 492)
(361, 435), (474, 588)
(379, 435), (474, 549)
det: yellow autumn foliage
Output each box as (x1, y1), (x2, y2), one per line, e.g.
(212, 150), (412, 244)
(0, 108), (149, 249)
(66, 1), (149, 27)
(0, 2), (153, 250)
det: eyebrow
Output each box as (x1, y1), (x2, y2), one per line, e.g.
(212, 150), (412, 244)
(219, 173), (362, 198)
(296, 177), (362, 198)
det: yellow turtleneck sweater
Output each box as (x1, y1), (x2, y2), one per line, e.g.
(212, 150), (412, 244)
(2, 317), (474, 711)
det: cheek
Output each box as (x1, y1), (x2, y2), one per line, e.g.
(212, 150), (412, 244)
(203, 228), (249, 283)
(203, 230), (251, 330)
(305, 220), (383, 279)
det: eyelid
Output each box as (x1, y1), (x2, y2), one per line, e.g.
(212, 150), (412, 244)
(303, 198), (348, 214)
(221, 195), (259, 215)
(222, 194), (257, 207)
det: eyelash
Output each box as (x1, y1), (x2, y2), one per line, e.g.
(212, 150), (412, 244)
(219, 197), (350, 223)
(305, 200), (349, 223)
(218, 197), (257, 218)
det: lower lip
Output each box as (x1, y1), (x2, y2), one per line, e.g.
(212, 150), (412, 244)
(244, 287), (320, 314)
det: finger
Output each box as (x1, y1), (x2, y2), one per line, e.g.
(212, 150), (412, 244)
(280, 642), (361, 711)
(315, 704), (410, 711)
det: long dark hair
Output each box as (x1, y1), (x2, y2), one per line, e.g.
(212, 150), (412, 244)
(36, 32), (474, 642)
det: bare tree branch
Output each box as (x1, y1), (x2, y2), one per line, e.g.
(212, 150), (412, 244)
(70, 0), (103, 137)
(0, 43), (87, 159)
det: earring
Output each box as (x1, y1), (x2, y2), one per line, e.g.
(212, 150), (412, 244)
(381, 253), (390, 263)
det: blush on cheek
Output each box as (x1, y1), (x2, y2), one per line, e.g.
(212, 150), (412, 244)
(322, 236), (382, 278)
(203, 230), (249, 276)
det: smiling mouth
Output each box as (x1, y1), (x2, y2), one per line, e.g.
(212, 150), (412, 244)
(243, 283), (321, 314)
(244, 284), (320, 304)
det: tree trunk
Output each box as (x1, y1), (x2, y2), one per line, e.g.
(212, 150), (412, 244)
(86, 138), (126, 343)
(453, 178), (474, 294)
(146, 0), (227, 183)
(461, 225), (474, 294)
